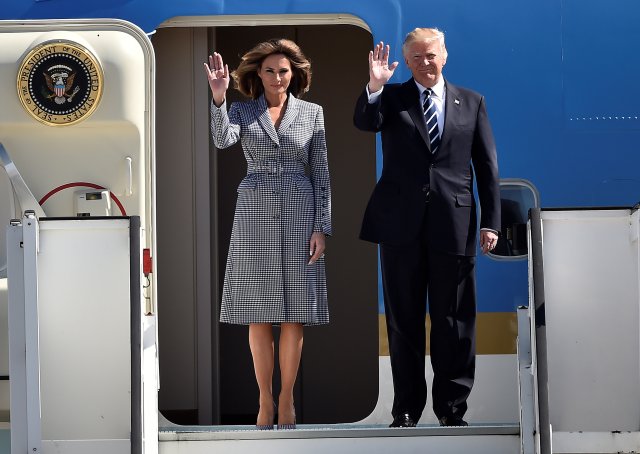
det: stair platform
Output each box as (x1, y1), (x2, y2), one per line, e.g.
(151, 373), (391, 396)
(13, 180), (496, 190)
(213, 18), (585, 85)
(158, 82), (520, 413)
(159, 422), (520, 454)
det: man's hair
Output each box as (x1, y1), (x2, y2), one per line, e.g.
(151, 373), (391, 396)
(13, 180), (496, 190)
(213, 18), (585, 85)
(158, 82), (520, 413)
(231, 38), (312, 99)
(402, 28), (447, 58)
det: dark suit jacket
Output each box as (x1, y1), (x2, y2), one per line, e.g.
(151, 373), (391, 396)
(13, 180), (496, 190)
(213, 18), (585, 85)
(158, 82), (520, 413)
(353, 78), (500, 256)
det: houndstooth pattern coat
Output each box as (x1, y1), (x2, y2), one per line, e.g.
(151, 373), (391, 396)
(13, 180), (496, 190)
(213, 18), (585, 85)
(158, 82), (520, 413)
(211, 93), (332, 326)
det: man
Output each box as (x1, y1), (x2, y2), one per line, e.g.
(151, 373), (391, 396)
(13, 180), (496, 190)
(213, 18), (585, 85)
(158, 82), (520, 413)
(353, 28), (500, 427)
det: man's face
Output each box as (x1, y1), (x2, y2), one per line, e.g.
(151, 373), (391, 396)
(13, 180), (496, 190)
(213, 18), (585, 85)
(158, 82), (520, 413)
(404, 39), (447, 88)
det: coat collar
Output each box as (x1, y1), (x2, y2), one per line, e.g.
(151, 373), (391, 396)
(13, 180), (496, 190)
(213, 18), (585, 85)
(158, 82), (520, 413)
(254, 92), (300, 145)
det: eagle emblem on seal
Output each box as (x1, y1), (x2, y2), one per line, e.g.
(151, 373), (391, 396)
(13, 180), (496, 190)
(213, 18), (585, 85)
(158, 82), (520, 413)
(43, 64), (80, 105)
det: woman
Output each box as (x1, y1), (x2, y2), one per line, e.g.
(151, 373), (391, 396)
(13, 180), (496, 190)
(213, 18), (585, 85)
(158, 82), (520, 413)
(204, 39), (331, 430)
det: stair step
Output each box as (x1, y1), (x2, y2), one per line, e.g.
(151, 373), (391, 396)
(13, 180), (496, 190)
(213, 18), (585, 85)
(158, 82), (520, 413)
(160, 422), (519, 440)
(159, 424), (520, 454)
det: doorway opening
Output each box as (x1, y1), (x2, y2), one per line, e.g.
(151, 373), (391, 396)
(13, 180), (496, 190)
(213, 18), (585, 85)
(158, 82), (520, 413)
(153, 20), (379, 426)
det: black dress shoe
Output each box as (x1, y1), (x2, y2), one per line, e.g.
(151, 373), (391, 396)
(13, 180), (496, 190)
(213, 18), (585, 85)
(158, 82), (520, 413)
(438, 416), (468, 427)
(389, 413), (417, 428)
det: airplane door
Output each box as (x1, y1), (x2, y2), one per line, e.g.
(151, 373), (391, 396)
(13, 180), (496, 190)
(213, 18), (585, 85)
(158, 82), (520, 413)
(0, 19), (158, 454)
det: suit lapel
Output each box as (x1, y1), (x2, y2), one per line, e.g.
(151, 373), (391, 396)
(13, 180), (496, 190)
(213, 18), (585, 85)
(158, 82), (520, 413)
(402, 80), (432, 152)
(277, 93), (300, 135)
(254, 93), (300, 145)
(255, 95), (280, 145)
(440, 80), (460, 151)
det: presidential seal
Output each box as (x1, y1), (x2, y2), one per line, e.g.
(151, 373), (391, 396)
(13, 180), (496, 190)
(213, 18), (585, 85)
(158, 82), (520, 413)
(17, 40), (103, 126)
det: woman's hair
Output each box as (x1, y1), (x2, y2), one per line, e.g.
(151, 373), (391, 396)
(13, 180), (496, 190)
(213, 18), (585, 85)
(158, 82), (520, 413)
(232, 38), (312, 99)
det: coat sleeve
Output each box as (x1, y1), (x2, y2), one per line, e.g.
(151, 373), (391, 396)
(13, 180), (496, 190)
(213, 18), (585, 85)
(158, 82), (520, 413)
(210, 100), (241, 149)
(309, 105), (332, 236)
(353, 87), (385, 132)
(472, 96), (501, 233)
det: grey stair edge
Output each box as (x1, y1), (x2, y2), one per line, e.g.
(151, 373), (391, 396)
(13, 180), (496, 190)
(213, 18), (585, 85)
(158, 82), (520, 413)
(159, 423), (520, 441)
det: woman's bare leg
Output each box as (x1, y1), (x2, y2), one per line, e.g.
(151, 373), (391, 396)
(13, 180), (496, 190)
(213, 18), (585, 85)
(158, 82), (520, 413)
(278, 322), (303, 426)
(249, 323), (275, 426)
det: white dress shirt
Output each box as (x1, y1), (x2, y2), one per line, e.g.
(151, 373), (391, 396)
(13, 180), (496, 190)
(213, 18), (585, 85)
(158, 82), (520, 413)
(415, 78), (444, 136)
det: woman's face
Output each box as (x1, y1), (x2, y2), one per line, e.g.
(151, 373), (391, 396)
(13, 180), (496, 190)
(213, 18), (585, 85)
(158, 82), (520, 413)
(257, 53), (293, 98)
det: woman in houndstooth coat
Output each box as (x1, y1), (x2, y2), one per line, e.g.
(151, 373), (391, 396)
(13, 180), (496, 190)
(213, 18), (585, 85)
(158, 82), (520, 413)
(204, 39), (331, 430)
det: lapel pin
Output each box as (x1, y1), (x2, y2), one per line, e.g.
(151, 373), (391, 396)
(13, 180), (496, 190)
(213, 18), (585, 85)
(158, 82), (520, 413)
(454, 99), (460, 105)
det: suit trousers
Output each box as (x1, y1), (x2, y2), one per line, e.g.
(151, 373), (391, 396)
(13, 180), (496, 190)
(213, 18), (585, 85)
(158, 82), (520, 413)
(380, 210), (477, 421)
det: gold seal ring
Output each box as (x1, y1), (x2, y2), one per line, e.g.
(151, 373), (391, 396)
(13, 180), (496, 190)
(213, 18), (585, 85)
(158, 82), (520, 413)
(17, 40), (104, 126)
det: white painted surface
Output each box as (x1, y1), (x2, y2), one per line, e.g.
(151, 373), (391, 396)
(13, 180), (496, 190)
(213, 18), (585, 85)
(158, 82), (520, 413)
(143, 314), (159, 454)
(517, 307), (536, 454)
(158, 434), (520, 454)
(358, 355), (519, 425)
(552, 431), (640, 453)
(7, 222), (28, 453)
(0, 20), (157, 454)
(154, 355), (520, 454)
(0, 171), (16, 276)
(0, 278), (11, 422)
(37, 219), (132, 440)
(0, 19), (158, 453)
(541, 209), (640, 432)
(22, 215), (43, 454)
(0, 279), (8, 378)
(42, 439), (130, 454)
(0, 22), (153, 223)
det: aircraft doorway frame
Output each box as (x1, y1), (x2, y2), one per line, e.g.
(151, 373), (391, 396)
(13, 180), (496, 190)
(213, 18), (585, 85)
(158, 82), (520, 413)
(155, 14), (377, 426)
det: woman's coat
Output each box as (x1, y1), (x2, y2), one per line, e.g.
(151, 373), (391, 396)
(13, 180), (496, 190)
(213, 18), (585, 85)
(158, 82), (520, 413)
(210, 93), (331, 325)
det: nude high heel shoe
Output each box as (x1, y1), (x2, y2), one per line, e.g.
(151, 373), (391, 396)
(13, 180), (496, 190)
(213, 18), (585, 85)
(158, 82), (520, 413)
(277, 402), (296, 430)
(256, 402), (276, 430)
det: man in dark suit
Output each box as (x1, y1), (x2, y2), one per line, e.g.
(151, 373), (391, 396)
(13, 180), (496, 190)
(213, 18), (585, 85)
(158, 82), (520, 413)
(353, 28), (500, 427)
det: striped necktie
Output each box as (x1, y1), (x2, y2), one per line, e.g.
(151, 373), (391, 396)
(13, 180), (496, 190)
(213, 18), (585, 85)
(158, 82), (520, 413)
(423, 88), (440, 154)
